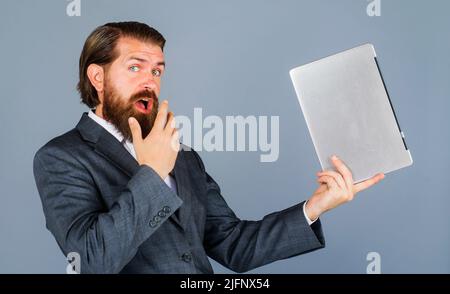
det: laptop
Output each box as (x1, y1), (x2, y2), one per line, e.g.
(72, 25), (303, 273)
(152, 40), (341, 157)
(289, 44), (413, 183)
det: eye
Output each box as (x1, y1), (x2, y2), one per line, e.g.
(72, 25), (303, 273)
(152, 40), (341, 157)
(129, 65), (140, 72)
(152, 68), (162, 77)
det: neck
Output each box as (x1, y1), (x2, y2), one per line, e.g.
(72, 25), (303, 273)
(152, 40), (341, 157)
(94, 105), (104, 119)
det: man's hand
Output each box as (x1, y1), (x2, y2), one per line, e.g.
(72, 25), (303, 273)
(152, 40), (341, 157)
(128, 100), (180, 179)
(305, 155), (385, 221)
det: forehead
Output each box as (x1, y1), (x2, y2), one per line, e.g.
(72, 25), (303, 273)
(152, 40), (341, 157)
(115, 37), (164, 62)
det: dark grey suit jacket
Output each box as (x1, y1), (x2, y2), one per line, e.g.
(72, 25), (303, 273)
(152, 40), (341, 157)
(33, 113), (325, 274)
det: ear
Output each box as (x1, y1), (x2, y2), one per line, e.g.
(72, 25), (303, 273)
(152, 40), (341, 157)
(87, 64), (105, 94)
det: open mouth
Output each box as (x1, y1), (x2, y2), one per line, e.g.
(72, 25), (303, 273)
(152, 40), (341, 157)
(134, 98), (153, 114)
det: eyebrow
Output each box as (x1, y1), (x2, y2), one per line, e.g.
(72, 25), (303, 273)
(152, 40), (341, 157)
(127, 56), (165, 67)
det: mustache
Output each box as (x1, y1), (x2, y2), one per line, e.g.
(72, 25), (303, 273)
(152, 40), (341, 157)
(129, 90), (158, 103)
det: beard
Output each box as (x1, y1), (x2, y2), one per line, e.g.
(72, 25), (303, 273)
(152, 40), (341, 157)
(102, 81), (159, 143)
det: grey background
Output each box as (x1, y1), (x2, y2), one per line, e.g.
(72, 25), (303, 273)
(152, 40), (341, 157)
(0, 0), (448, 273)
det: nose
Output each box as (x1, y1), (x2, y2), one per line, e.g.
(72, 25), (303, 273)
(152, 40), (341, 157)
(142, 81), (157, 92)
(141, 73), (158, 92)
(143, 84), (156, 93)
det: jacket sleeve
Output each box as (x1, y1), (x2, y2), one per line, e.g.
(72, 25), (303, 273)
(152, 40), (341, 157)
(33, 145), (183, 274)
(191, 150), (325, 273)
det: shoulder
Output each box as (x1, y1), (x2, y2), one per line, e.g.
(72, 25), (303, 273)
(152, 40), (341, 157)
(33, 128), (88, 167)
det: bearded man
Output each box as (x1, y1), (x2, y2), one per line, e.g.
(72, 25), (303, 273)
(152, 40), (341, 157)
(33, 21), (384, 274)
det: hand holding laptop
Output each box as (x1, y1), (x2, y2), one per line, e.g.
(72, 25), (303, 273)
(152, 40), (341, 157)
(305, 155), (385, 221)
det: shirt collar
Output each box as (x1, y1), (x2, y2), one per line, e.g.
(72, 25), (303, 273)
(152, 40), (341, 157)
(88, 110), (126, 143)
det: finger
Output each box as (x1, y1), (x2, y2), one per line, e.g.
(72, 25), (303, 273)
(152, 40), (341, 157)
(330, 155), (354, 191)
(128, 117), (143, 144)
(154, 100), (169, 130)
(317, 175), (339, 190)
(171, 129), (179, 140)
(164, 112), (175, 134)
(315, 181), (328, 193)
(353, 173), (385, 193)
(170, 130), (180, 152)
(171, 126), (178, 136)
(317, 170), (346, 190)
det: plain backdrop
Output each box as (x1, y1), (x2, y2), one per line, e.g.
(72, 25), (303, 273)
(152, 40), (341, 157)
(0, 0), (449, 273)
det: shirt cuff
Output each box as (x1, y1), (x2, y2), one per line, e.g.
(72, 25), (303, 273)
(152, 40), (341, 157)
(303, 200), (318, 225)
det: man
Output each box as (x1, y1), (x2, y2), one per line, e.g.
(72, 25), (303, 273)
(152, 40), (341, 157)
(33, 21), (384, 274)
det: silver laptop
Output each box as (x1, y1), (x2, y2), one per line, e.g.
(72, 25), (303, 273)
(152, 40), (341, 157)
(289, 44), (413, 183)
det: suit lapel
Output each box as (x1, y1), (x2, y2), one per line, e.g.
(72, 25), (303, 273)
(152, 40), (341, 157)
(95, 131), (140, 177)
(76, 113), (190, 230)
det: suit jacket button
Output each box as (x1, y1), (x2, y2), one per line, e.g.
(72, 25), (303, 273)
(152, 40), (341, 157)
(181, 253), (192, 263)
(149, 220), (157, 228)
(158, 211), (166, 217)
(162, 206), (171, 213)
(153, 216), (161, 222)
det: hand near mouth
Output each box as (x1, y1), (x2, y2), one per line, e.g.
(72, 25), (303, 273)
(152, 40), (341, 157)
(128, 100), (179, 179)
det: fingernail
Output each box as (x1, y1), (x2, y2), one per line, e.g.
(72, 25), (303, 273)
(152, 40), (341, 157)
(163, 100), (168, 104)
(332, 155), (338, 160)
(128, 117), (133, 124)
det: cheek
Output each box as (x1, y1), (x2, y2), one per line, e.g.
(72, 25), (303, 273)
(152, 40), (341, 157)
(152, 77), (162, 92)
(112, 75), (137, 96)
(155, 81), (161, 95)
(115, 73), (134, 86)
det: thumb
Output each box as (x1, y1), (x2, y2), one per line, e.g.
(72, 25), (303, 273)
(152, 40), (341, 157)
(128, 117), (143, 145)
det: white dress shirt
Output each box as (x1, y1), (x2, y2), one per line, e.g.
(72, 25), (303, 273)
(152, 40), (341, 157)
(88, 110), (315, 225)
